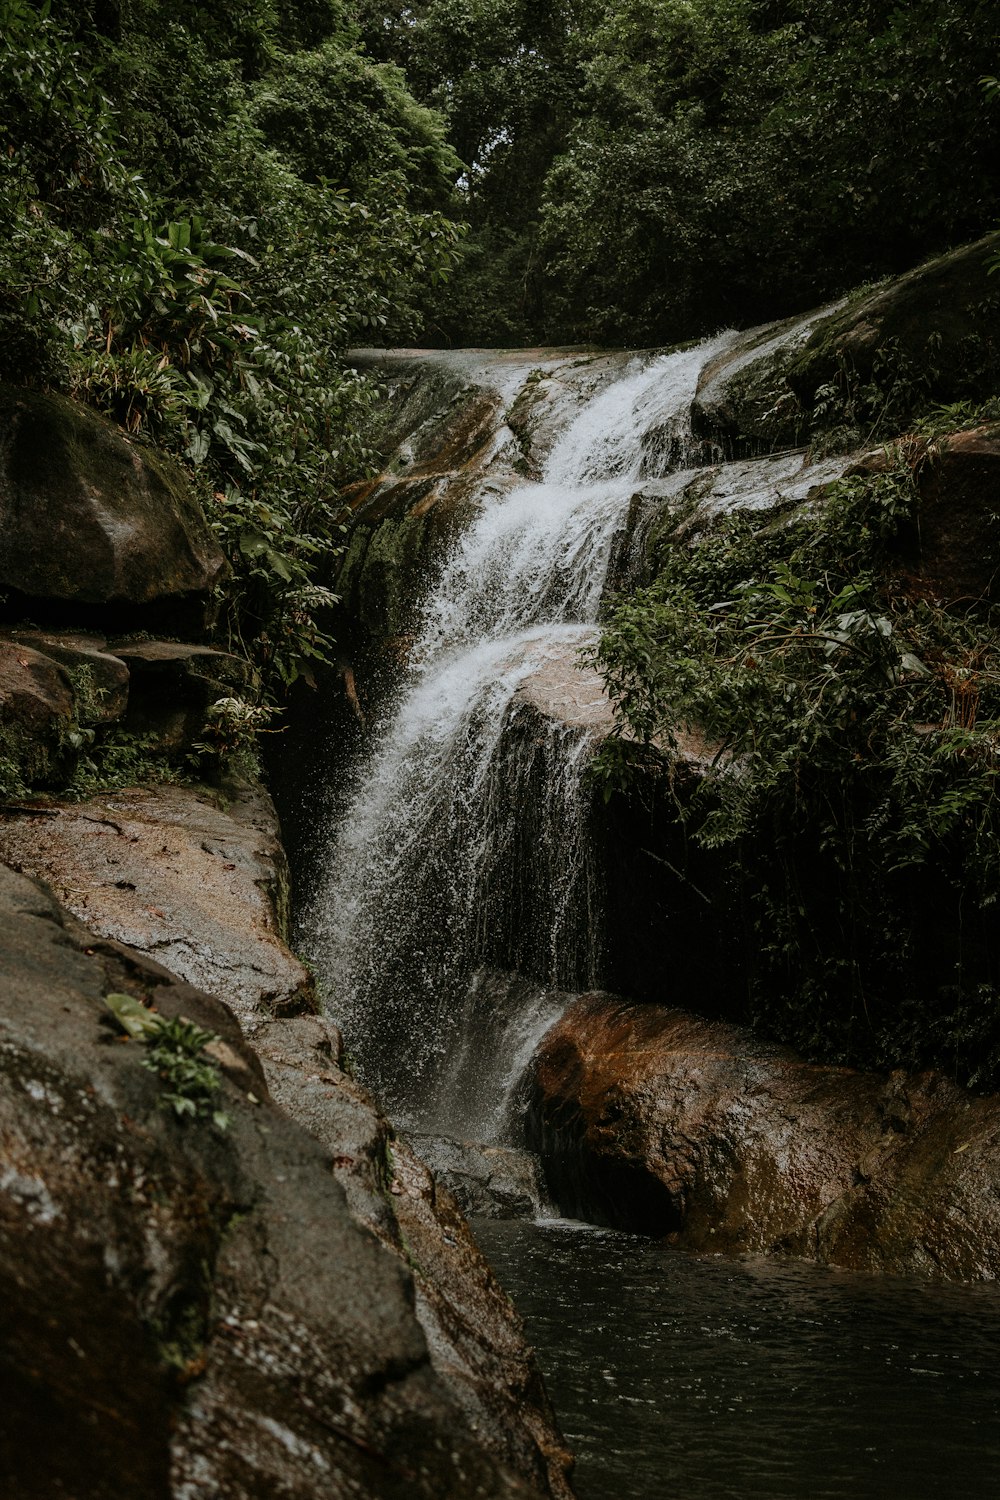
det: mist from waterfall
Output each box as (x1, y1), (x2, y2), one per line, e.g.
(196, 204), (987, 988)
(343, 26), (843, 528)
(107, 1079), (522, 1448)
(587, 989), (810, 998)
(301, 336), (736, 1132)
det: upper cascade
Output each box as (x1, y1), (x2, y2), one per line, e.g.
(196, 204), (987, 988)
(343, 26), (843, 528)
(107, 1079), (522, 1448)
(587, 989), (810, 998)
(418, 336), (736, 658)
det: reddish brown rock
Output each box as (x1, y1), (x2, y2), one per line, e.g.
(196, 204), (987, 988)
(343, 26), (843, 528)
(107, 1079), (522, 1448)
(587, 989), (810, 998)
(7, 630), (130, 722)
(909, 427), (1000, 601)
(527, 993), (1000, 1281)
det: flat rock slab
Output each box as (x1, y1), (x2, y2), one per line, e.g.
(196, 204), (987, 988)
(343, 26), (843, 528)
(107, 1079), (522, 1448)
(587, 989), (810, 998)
(528, 992), (1000, 1282)
(0, 782), (313, 1026)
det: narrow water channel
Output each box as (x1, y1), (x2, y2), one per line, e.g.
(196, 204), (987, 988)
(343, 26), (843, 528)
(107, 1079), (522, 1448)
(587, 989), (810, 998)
(475, 1218), (1000, 1500)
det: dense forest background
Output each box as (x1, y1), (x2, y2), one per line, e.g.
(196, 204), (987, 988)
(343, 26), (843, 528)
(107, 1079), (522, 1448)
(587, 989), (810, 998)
(5, 0), (999, 465)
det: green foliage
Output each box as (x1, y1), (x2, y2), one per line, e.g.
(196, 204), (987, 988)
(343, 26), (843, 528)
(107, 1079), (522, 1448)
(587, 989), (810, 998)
(0, 0), (465, 691)
(537, 0), (1000, 344)
(370, 0), (1000, 345)
(593, 452), (1000, 1086)
(104, 992), (229, 1129)
(189, 695), (280, 777)
(62, 730), (184, 800)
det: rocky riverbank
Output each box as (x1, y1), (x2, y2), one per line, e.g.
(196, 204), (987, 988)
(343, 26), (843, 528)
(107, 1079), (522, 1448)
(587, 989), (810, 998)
(0, 382), (573, 1499)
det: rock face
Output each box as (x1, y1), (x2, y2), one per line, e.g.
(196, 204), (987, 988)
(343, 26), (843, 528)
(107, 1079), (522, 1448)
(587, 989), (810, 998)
(690, 233), (1000, 455)
(907, 427), (1000, 601)
(0, 628), (253, 795)
(0, 387), (226, 625)
(527, 993), (1000, 1282)
(0, 786), (575, 1499)
(0, 864), (560, 1500)
(786, 233), (1000, 414)
(0, 640), (76, 787)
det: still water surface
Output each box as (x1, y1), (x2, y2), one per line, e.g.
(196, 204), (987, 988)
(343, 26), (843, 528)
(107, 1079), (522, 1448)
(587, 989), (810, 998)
(474, 1218), (1000, 1500)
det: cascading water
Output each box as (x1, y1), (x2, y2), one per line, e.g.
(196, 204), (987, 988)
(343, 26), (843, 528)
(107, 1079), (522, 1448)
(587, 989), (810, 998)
(302, 336), (736, 1133)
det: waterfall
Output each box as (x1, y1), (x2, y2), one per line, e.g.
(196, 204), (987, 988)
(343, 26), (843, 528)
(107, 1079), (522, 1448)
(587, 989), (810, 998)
(302, 336), (736, 1133)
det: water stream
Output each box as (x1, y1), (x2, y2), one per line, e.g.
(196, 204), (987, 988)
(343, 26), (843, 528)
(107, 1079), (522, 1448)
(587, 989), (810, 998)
(476, 1218), (1000, 1500)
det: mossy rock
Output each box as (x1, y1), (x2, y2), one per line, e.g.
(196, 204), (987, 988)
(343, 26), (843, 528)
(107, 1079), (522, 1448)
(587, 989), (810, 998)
(691, 234), (1000, 458)
(0, 387), (227, 621)
(0, 640), (75, 794)
(787, 232), (1000, 416)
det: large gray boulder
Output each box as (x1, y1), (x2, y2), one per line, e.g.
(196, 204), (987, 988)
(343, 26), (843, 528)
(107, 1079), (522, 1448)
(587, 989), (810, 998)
(0, 784), (575, 1498)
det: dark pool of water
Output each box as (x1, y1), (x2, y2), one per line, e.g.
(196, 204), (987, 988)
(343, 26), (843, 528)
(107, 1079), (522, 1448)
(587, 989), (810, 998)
(474, 1218), (1000, 1500)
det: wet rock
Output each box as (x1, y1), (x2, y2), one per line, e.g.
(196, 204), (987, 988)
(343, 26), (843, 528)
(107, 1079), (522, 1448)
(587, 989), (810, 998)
(786, 233), (1000, 416)
(527, 993), (1000, 1282)
(111, 639), (253, 750)
(252, 1020), (575, 1500)
(0, 780), (314, 1026)
(0, 640), (75, 788)
(909, 427), (1000, 601)
(336, 391), (524, 648)
(0, 864), (545, 1500)
(691, 311), (832, 454)
(0, 387), (226, 629)
(413, 1136), (550, 1220)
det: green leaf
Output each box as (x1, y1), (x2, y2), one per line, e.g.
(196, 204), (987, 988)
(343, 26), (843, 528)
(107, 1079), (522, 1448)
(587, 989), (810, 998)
(103, 992), (162, 1040)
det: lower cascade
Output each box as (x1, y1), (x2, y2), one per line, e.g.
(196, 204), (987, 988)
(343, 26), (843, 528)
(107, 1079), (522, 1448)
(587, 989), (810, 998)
(302, 336), (735, 1133)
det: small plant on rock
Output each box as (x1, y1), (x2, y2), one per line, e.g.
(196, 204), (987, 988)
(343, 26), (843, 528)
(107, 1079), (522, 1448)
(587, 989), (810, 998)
(104, 993), (229, 1130)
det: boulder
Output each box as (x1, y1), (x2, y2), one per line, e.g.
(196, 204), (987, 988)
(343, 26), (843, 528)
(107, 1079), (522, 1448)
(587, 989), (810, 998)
(0, 387), (227, 625)
(690, 234), (1000, 455)
(527, 992), (1000, 1282)
(0, 783), (575, 1495)
(7, 630), (130, 723)
(787, 234), (1000, 408)
(0, 864), (550, 1500)
(110, 639), (254, 750)
(909, 427), (1000, 601)
(256, 1024), (573, 1499)
(845, 427), (1000, 602)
